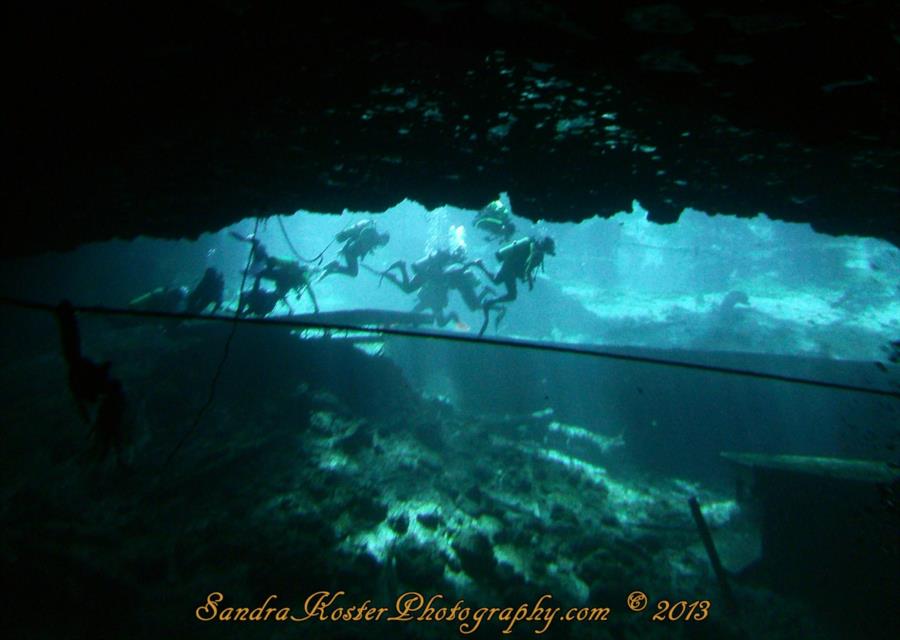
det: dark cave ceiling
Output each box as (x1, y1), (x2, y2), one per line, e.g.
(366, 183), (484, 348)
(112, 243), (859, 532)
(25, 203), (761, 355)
(3, 1), (899, 256)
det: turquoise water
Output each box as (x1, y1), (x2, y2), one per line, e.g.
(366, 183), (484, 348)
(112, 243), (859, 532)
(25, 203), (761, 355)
(0, 200), (897, 638)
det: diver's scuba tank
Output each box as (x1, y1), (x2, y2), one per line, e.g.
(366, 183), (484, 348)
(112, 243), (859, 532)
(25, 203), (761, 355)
(478, 199), (508, 221)
(410, 253), (432, 276)
(412, 249), (452, 276)
(495, 237), (530, 263)
(443, 263), (476, 287)
(335, 219), (374, 242)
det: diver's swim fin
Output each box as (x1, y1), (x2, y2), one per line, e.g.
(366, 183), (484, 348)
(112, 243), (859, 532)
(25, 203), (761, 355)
(478, 308), (490, 337)
(494, 306), (507, 329)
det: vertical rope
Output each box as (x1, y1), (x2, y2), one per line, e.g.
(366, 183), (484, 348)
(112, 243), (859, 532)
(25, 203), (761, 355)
(164, 218), (261, 466)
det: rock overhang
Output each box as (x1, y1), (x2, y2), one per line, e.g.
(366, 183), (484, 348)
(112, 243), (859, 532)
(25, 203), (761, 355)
(3, 1), (897, 257)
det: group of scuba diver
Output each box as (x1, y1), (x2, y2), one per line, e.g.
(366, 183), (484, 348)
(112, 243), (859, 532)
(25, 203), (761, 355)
(126, 200), (555, 338)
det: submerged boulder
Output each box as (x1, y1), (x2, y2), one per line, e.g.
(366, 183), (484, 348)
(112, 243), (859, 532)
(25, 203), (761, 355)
(452, 529), (498, 584)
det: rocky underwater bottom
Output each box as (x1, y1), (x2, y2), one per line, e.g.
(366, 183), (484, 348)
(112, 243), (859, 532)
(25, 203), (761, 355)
(0, 317), (892, 639)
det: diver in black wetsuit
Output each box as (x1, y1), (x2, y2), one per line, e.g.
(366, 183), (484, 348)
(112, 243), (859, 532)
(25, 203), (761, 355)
(185, 267), (225, 314)
(256, 257), (319, 313)
(320, 220), (390, 279)
(471, 235), (556, 336)
(380, 247), (465, 293)
(379, 247), (492, 327)
(237, 281), (282, 317)
(230, 232), (319, 313)
(439, 263), (493, 314)
(55, 301), (128, 464)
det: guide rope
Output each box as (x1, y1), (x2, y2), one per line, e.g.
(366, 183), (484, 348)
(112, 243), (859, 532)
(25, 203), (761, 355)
(275, 214), (326, 264)
(164, 217), (261, 464)
(0, 296), (897, 400)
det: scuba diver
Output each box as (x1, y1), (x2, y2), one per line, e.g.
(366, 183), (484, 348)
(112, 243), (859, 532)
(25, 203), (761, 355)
(55, 301), (128, 465)
(377, 247), (493, 328)
(320, 219), (390, 279)
(441, 262), (494, 315)
(474, 199), (516, 243)
(413, 278), (462, 327)
(379, 246), (467, 293)
(185, 267), (225, 314)
(471, 235), (556, 336)
(237, 281), (282, 317)
(112, 268), (222, 329)
(255, 256), (319, 313)
(230, 232), (319, 313)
